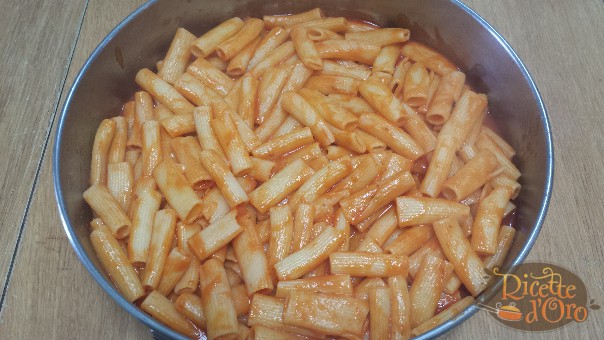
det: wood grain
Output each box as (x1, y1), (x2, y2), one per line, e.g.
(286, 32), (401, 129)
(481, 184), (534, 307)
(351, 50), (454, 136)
(0, 0), (87, 293)
(0, 0), (149, 338)
(0, 0), (603, 339)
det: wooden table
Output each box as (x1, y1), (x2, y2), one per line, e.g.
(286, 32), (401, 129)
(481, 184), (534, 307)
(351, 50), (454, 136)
(0, 0), (602, 338)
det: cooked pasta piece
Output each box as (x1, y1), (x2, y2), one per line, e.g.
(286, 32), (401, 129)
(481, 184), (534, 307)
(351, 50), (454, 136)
(141, 291), (200, 339)
(135, 68), (195, 115)
(249, 159), (314, 214)
(152, 160), (203, 223)
(330, 252), (409, 277)
(90, 226), (144, 302)
(199, 149), (249, 207)
(345, 28), (410, 46)
(199, 259), (239, 339)
(187, 210), (243, 260)
(282, 291), (369, 338)
(369, 287), (391, 340)
(471, 187), (513, 255)
(158, 28), (196, 84)
(90, 119), (116, 186)
(433, 217), (489, 296)
(401, 42), (458, 76)
(191, 17), (245, 57)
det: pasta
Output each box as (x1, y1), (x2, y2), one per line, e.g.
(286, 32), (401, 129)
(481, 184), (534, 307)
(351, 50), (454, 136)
(84, 8), (522, 340)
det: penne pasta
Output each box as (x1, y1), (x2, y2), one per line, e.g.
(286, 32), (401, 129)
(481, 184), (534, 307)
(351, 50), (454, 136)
(316, 39), (381, 65)
(248, 157), (275, 182)
(141, 120), (162, 178)
(304, 75), (360, 95)
(282, 291), (369, 338)
(83, 184), (131, 239)
(401, 42), (458, 76)
(442, 150), (499, 201)
(267, 204), (295, 278)
(274, 226), (343, 280)
(403, 62), (431, 107)
(232, 210), (274, 294)
(86, 10), (524, 338)
(257, 67), (289, 124)
(129, 92), (154, 149)
(108, 116), (127, 163)
(420, 91), (488, 197)
(90, 119), (116, 186)
(298, 88), (359, 131)
(250, 41), (296, 78)
(433, 217), (489, 296)
(199, 149), (249, 207)
(411, 296), (474, 336)
(199, 259), (239, 340)
(276, 274), (352, 298)
(251, 325), (308, 339)
(249, 159), (314, 214)
(135, 68), (195, 116)
(426, 70), (466, 124)
(216, 18), (264, 60)
(359, 113), (423, 160)
(106, 162), (133, 213)
(176, 222), (201, 254)
(330, 252), (409, 277)
(254, 62), (313, 142)
(187, 210), (243, 260)
(291, 204), (315, 252)
(288, 159), (352, 210)
(248, 294), (322, 338)
(264, 8), (324, 28)
(231, 284), (252, 316)
(483, 224), (516, 270)
(141, 291), (200, 339)
(238, 74), (259, 127)
(282, 92), (334, 146)
(142, 209), (177, 290)
(369, 287), (392, 340)
(346, 28), (410, 46)
(358, 76), (409, 126)
(290, 17), (347, 32)
(248, 27), (290, 69)
(90, 226), (144, 302)
(291, 27), (323, 70)
(187, 58), (234, 96)
(192, 106), (227, 158)
(410, 255), (446, 327)
(170, 136), (212, 189)
(307, 27), (344, 41)
(385, 224), (435, 256)
(389, 275), (411, 340)
(227, 36), (261, 76)
(191, 17), (245, 57)
(396, 197), (470, 227)
(471, 187), (513, 255)
(201, 187), (230, 223)
(153, 159), (203, 223)
(372, 45), (400, 75)
(158, 28), (196, 84)
(157, 247), (192, 296)
(174, 292), (207, 329)
(252, 127), (314, 159)
(127, 186), (163, 265)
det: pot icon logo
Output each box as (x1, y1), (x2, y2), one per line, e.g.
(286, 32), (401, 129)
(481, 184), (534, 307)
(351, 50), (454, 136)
(480, 262), (598, 332)
(478, 302), (523, 322)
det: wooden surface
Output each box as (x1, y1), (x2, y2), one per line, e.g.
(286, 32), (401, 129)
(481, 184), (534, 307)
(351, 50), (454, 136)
(0, 0), (602, 339)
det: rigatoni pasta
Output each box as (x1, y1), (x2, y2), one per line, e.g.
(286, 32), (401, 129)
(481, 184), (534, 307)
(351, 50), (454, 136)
(84, 8), (523, 339)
